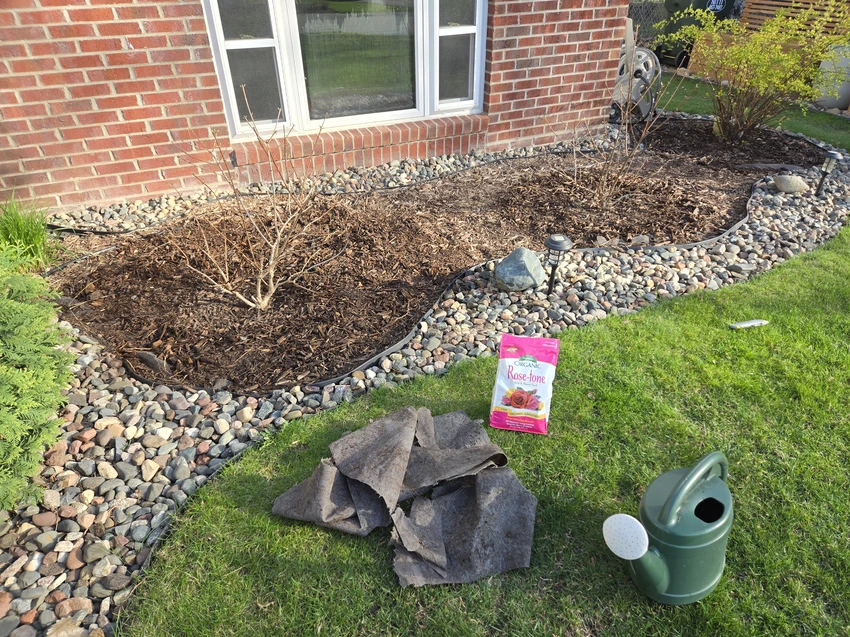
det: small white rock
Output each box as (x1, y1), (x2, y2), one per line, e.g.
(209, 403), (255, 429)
(141, 459), (160, 482)
(96, 462), (118, 480)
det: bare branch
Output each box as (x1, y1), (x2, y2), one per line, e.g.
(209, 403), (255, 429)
(168, 88), (349, 313)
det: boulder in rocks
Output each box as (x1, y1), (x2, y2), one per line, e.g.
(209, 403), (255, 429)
(83, 541), (110, 564)
(65, 548), (85, 570)
(774, 174), (808, 193)
(54, 596), (92, 618)
(17, 608), (37, 625)
(141, 460), (160, 482)
(42, 490), (61, 511)
(0, 591), (12, 618)
(31, 511), (58, 527)
(494, 247), (546, 292)
(11, 625), (37, 637)
(44, 442), (68, 467)
(45, 618), (89, 637)
(103, 573), (132, 591)
(141, 434), (167, 449)
(0, 616), (21, 637)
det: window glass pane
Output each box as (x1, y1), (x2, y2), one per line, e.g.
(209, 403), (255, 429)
(217, 0), (273, 40)
(439, 34), (473, 101)
(295, 0), (416, 119)
(227, 48), (284, 123)
(440, 0), (475, 27)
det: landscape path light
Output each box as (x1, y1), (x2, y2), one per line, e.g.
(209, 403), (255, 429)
(544, 233), (573, 295)
(816, 150), (843, 196)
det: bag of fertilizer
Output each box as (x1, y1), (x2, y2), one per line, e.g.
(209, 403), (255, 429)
(490, 334), (560, 435)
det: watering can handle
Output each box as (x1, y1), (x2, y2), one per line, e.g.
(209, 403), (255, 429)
(658, 451), (728, 527)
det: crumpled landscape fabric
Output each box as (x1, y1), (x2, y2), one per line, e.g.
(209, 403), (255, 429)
(272, 407), (537, 586)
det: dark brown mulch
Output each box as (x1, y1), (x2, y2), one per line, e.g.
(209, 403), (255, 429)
(50, 119), (822, 393)
(497, 156), (747, 247)
(644, 118), (825, 170)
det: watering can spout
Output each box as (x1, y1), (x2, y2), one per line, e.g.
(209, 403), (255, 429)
(631, 547), (670, 597)
(603, 513), (670, 597)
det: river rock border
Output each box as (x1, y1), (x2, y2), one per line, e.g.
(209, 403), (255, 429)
(1, 122), (848, 637)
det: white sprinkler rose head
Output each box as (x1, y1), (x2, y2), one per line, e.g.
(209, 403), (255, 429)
(603, 513), (649, 560)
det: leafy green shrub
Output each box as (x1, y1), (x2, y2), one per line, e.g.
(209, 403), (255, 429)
(656, 1), (850, 143)
(0, 251), (72, 509)
(0, 196), (60, 270)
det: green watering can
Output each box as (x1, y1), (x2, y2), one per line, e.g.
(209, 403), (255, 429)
(603, 451), (733, 605)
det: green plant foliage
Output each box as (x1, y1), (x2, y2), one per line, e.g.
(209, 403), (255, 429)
(656, 1), (850, 143)
(0, 196), (61, 271)
(0, 252), (72, 509)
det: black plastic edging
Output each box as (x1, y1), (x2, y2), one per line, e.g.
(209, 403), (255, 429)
(312, 177), (768, 387)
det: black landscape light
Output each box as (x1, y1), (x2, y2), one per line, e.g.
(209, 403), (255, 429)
(544, 233), (573, 295)
(816, 150), (843, 196)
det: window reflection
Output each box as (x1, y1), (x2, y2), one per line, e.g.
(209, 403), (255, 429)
(295, 0), (416, 119)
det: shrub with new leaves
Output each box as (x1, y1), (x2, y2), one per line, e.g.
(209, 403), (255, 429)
(0, 250), (71, 509)
(0, 196), (61, 271)
(656, 1), (850, 143)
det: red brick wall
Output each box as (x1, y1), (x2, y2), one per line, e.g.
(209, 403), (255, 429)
(227, 116), (489, 188)
(0, 0), (626, 211)
(0, 0), (226, 208)
(485, 0), (629, 148)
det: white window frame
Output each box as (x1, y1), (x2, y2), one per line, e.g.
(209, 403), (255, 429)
(433, 0), (486, 114)
(202, 0), (487, 141)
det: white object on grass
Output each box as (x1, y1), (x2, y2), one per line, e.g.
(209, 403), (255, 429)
(729, 319), (769, 330)
(603, 513), (649, 561)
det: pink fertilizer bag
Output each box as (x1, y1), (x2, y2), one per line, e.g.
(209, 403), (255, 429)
(490, 334), (560, 435)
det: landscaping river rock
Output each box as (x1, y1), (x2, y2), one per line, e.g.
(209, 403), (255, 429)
(3, 122), (849, 636)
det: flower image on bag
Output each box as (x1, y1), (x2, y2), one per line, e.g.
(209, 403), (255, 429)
(500, 388), (542, 412)
(490, 334), (560, 435)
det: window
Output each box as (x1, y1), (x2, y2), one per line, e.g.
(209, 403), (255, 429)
(204, 0), (487, 138)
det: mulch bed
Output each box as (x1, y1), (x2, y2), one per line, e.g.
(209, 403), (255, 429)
(50, 119), (825, 393)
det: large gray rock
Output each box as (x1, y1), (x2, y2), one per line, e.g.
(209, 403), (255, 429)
(773, 174), (809, 193)
(10, 625), (37, 637)
(494, 247), (547, 292)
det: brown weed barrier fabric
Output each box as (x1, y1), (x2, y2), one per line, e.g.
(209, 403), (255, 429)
(271, 407), (537, 586)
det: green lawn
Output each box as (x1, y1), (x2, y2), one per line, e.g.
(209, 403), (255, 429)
(660, 72), (850, 152)
(120, 224), (850, 635)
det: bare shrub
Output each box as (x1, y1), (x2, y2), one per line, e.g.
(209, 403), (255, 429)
(559, 46), (692, 214)
(172, 93), (348, 312)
